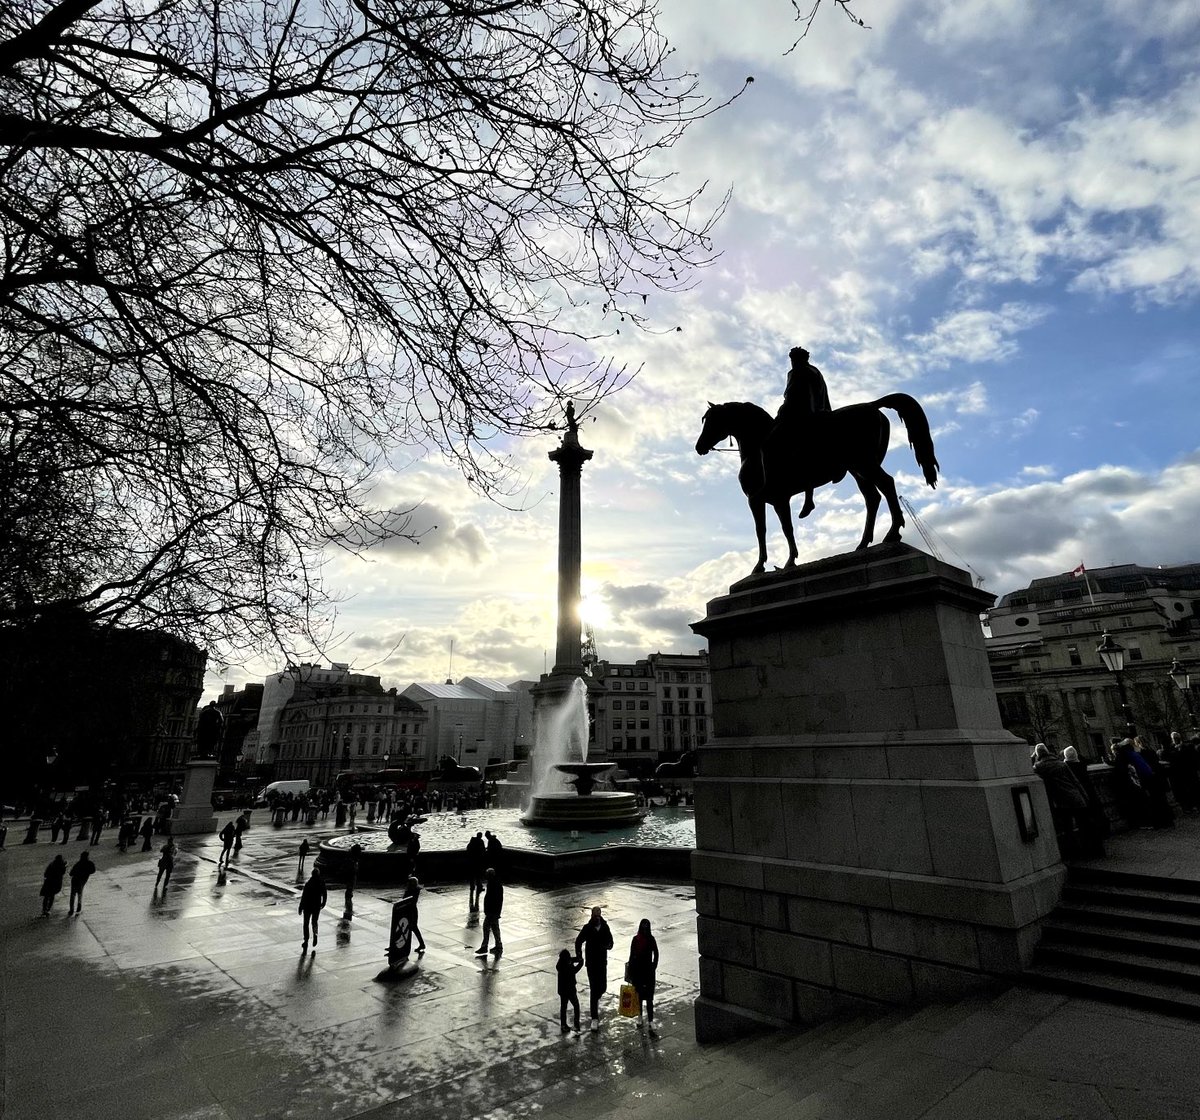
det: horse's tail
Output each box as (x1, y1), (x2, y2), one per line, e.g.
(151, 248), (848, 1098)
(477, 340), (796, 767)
(873, 394), (939, 488)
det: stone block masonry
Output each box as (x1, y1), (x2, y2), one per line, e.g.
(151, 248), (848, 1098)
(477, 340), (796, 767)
(690, 543), (1064, 1040)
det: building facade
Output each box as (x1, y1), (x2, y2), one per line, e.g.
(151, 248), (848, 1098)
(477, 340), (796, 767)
(271, 685), (428, 785)
(590, 651), (714, 776)
(401, 677), (534, 767)
(985, 562), (1200, 761)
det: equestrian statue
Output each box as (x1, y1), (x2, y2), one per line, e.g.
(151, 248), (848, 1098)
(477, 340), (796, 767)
(695, 346), (940, 574)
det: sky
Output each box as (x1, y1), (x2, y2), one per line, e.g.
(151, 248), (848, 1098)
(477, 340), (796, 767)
(209, 0), (1200, 699)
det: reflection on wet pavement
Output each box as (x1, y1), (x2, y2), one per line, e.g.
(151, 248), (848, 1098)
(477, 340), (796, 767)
(2, 819), (701, 1120)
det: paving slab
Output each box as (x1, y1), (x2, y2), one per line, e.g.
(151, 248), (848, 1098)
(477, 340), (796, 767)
(5, 815), (1200, 1119)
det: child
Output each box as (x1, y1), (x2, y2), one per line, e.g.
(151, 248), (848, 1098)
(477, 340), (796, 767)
(556, 948), (584, 1033)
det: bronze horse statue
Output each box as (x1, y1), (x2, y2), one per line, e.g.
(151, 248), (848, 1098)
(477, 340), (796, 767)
(695, 394), (939, 572)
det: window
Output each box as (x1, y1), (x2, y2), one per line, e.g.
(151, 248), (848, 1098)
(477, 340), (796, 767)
(1120, 616), (1133, 628)
(1127, 639), (1143, 662)
(372, 739), (381, 753)
(626, 736), (637, 750)
(1076, 690), (1096, 717)
(640, 737), (651, 749)
(639, 700), (649, 711)
(626, 719), (637, 730)
(611, 736), (622, 750)
(1091, 620), (1102, 632)
(1029, 661), (1041, 674)
(662, 718), (674, 733)
(697, 701), (707, 715)
(1062, 623), (1073, 635)
(662, 687), (671, 699)
(1068, 645), (1081, 666)
(679, 701), (690, 715)
(357, 743), (366, 756)
(374, 723), (381, 734)
(640, 719), (649, 730)
(696, 687), (704, 699)
(678, 687), (690, 699)
(639, 682), (649, 690)
(612, 699), (623, 711)
(663, 701), (674, 716)
(611, 718), (622, 730)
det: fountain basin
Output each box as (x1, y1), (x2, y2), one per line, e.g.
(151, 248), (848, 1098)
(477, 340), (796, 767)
(521, 791), (646, 829)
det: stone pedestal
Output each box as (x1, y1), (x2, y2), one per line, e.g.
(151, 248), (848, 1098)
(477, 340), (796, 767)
(689, 543), (1064, 1041)
(167, 759), (219, 836)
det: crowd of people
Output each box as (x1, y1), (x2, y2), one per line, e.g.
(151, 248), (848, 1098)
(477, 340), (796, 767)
(1031, 730), (1200, 857)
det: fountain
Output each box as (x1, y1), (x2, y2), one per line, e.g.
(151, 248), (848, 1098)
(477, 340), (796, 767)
(521, 678), (646, 829)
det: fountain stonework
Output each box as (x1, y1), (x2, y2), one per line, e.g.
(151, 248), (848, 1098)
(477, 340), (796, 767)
(690, 543), (1065, 1040)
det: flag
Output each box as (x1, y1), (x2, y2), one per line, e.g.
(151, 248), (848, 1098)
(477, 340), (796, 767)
(1071, 563), (1086, 578)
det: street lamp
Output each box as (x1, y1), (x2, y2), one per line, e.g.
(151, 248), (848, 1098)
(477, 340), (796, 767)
(1169, 658), (1197, 732)
(382, 752), (390, 775)
(1097, 631), (1135, 739)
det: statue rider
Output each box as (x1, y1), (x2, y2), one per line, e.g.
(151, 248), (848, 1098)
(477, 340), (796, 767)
(194, 700), (225, 761)
(772, 346), (832, 519)
(564, 399), (578, 435)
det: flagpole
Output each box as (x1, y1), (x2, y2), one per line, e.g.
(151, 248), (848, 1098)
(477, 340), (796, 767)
(1084, 571), (1096, 606)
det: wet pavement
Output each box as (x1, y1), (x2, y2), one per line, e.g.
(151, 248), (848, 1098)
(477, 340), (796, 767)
(4, 816), (1200, 1119)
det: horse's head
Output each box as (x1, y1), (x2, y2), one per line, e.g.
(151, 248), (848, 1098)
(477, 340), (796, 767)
(695, 401), (726, 455)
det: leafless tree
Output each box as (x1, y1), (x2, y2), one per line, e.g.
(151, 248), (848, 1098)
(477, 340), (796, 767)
(0, 0), (855, 658)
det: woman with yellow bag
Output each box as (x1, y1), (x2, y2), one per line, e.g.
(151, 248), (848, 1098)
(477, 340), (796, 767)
(626, 918), (660, 1036)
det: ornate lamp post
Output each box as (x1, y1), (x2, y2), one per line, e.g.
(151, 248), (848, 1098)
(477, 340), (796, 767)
(1097, 631), (1135, 739)
(1169, 658), (1197, 733)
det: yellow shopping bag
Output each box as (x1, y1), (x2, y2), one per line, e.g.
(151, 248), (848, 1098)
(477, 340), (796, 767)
(618, 983), (641, 1018)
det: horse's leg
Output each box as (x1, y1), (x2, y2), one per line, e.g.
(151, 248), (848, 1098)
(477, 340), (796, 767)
(874, 467), (905, 543)
(799, 489), (815, 518)
(750, 496), (768, 574)
(851, 470), (881, 550)
(774, 498), (799, 567)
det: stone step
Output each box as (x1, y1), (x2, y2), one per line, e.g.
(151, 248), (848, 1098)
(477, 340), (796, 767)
(1068, 865), (1200, 897)
(1053, 901), (1200, 942)
(1041, 918), (1200, 963)
(1023, 961), (1200, 1021)
(1034, 941), (1200, 992)
(1062, 883), (1200, 920)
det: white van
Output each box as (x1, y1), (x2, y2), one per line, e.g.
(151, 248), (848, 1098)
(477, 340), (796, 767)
(254, 779), (310, 806)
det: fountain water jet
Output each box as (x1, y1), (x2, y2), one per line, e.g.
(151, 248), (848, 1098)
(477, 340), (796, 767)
(522, 677), (645, 829)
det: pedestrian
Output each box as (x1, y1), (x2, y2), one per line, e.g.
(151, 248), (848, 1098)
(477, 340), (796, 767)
(1110, 738), (1155, 829)
(474, 868), (504, 957)
(1164, 731), (1200, 813)
(626, 919), (660, 1035)
(156, 838), (176, 891)
(49, 812), (64, 844)
(89, 811), (104, 846)
(40, 853), (67, 915)
(1135, 736), (1175, 829)
(1063, 746), (1110, 846)
(343, 843), (362, 920)
(348, 800), (357, 830)
(575, 906), (614, 1029)
(466, 831), (486, 910)
(139, 815), (155, 851)
(556, 948), (584, 1032)
(234, 810), (250, 852)
(298, 868), (327, 951)
(1032, 744), (1100, 858)
(218, 820), (236, 867)
(298, 838), (310, 878)
(404, 875), (427, 954)
(67, 851), (96, 915)
(486, 830), (504, 871)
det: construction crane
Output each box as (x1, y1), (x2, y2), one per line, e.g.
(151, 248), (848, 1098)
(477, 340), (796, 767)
(900, 496), (986, 588)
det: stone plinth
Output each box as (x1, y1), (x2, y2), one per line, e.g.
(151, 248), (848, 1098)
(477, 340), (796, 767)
(167, 759), (218, 836)
(689, 543), (1064, 1041)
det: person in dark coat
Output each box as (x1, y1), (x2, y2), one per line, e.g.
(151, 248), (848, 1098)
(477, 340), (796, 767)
(1063, 746), (1110, 846)
(139, 815), (155, 851)
(485, 830), (504, 872)
(1110, 738), (1155, 829)
(233, 811), (250, 852)
(298, 868), (327, 951)
(40, 854), (67, 915)
(218, 820), (236, 867)
(1032, 744), (1099, 857)
(556, 949), (584, 1032)
(626, 918), (660, 1035)
(1164, 731), (1200, 813)
(475, 868), (504, 956)
(67, 851), (96, 914)
(466, 831), (487, 910)
(1135, 736), (1175, 829)
(155, 838), (176, 892)
(575, 906), (614, 1028)
(403, 876), (426, 953)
